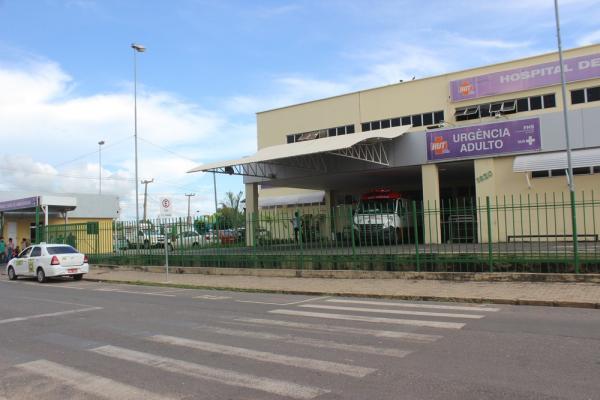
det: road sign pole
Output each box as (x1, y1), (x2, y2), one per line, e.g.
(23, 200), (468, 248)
(165, 219), (169, 282)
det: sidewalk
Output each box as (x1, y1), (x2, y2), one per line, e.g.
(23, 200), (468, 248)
(85, 268), (600, 309)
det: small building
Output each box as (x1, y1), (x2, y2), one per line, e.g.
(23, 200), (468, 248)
(0, 192), (119, 252)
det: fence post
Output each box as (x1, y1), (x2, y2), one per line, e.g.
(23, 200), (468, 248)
(297, 209), (304, 270)
(570, 191), (580, 273)
(486, 196), (493, 272)
(411, 200), (420, 272)
(349, 209), (356, 258)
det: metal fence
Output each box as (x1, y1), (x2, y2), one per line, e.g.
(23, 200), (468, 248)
(41, 191), (600, 273)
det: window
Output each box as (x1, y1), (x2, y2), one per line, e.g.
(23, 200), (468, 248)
(529, 96), (542, 110)
(30, 247), (41, 257)
(47, 246), (78, 255)
(19, 247), (32, 258)
(411, 114), (422, 127)
(381, 119), (391, 129)
(594, 166), (600, 174)
(501, 100), (516, 114)
(371, 120), (381, 130)
(401, 116), (411, 125)
(329, 128), (337, 137)
(531, 170), (549, 178)
(287, 135), (295, 144)
(543, 94), (556, 108)
(479, 104), (490, 118)
(422, 112), (433, 126)
(571, 89), (585, 104)
(550, 169), (566, 177)
(433, 111), (444, 124)
(517, 98), (529, 112)
(587, 86), (600, 102)
(346, 124), (355, 134)
(489, 103), (502, 114)
(298, 131), (320, 141)
(391, 117), (401, 127)
(573, 167), (591, 175)
(335, 127), (344, 136)
(361, 122), (371, 132)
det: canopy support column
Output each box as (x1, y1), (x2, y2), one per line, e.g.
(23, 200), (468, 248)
(245, 183), (259, 246)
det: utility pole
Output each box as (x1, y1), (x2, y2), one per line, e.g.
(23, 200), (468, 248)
(141, 179), (154, 221)
(213, 172), (218, 213)
(185, 193), (195, 225)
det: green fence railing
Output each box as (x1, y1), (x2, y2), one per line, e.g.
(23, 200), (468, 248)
(42, 190), (600, 274)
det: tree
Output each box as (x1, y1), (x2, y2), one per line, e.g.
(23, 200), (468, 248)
(218, 191), (244, 228)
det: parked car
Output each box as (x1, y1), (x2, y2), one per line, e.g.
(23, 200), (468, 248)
(173, 231), (206, 249)
(6, 243), (89, 283)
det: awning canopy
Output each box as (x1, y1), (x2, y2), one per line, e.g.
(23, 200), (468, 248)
(258, 191), (325, 207)
(513, 147), (600, 172)
(188, 125), (411, 178)
(0, 196), (77, 213)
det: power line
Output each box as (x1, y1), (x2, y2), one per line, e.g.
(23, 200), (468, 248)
(138, 137), (198, 163)
(52, 135), (134, 168)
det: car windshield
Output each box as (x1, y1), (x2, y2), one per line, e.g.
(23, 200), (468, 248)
(47, 246), (78, 255)
(357, 199), (397, 214)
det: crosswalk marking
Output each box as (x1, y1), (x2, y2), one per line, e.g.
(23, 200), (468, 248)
(326, 298), (500, 312)
(270, 309), (465, 329)
(195, 325), (412, 358)
(17, 359), (175, 400)
(147, 334), (376, 378)
(90, 345), (328, 400)
(299, 304), (485, 319)
(232, 317), (442, 342)
(0, 307), (102, 325)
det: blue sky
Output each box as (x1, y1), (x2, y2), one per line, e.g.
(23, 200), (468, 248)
(0, 0), (598, 218)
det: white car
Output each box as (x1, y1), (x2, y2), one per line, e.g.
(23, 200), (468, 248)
(6, 243), (89, 283)
(173, 231), (206, 249)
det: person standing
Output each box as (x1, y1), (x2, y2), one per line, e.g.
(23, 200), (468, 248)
(290, 211), (301, 243)
(0, 237), (5, 264)
(20, 238), (28, 252)
(6, 238), (14, 262)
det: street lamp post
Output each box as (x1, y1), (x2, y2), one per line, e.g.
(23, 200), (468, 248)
(98, 140), (105, 195)
(132, 43), (146, 250)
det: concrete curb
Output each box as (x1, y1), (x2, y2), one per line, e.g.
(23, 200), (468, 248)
(83, 276), (600, 310)
(91, 265), (600, 283)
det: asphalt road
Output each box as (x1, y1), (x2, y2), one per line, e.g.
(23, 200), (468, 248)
(0, 276), (599, 400)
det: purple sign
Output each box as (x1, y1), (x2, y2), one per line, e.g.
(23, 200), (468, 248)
(0, 197), (39, 212)
(450, 53), (600, 102)
(426, 118), (541, 161)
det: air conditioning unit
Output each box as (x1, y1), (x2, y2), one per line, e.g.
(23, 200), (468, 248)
(492, 111), (502, 118)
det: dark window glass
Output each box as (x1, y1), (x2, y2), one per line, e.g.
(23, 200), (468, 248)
(294, 134), (301, 142)
(47, 246), (78, 255)
(573, 167), (591, 175)
(594, 166), (600, 174)
(551, 169), (566, 176)
(401, 116), (411, 125)
(346, 124), (355, 134)
(30, 247), (41, 257)
(391, 117), (401, 127)
(287, 135), (295, 144)
(489, 103), (502, 113)
(571, 89), (585, 104)
(517, 98), (529, 112)
(328, 128), (337, 137)
(433, 111), (444, 124)
(530, 96), (542, 110)
(371, 120), (381, 130)
(543, 94), (556, 108)
(422, 113), (433, 126)
(411, 114), (422, 127)
(361, 122), (370, 132)
(455, 114), (468, 122)
(381, 119), (391, 129)
(587, 86), (600, 102)
(466, 111), (479, 120)
(337, 127), (346, 136)
(531, 170), (549, 178)
(479, 104), (490, 118)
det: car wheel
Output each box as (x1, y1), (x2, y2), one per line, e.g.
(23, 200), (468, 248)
(73, 274), (83, 281)
(7, 267), (17, 281)
(36, 267), (47, 283)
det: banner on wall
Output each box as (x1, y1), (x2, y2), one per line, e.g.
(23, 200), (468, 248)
(426, 118), (541, 161)
(450, 53), (600, 102)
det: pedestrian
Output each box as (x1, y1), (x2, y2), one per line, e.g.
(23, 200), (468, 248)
(0, 237), (5, 264)
(20, 237), (28, 252)
(6, 238), (14, 262)
(290, 211), (301, 243)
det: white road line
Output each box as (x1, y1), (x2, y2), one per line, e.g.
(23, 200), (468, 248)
(148, 334), (376, 378)
(195, 325), (411, 358)
(151, 288), (192, 294)
(0, 307), (102, 325)
(91, 345), (328, 400)
(17, 359), (175, 400)
(236, 296), (331, 306)
(94, 288), (176, 297)
(299, 304), (485, 319)
(232, 317), (442, 342)
(194, 294), (231, 300)
(326, 298), (500, 312)
(270, 309), (465, 329)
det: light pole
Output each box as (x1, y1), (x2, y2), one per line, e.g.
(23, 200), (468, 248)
(132, 43), (145, 249)
(553, 0), (578, 272)
(98, 140), (105, 195)
(185, 193), (196, 225)
(213, 172), (218, 213)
